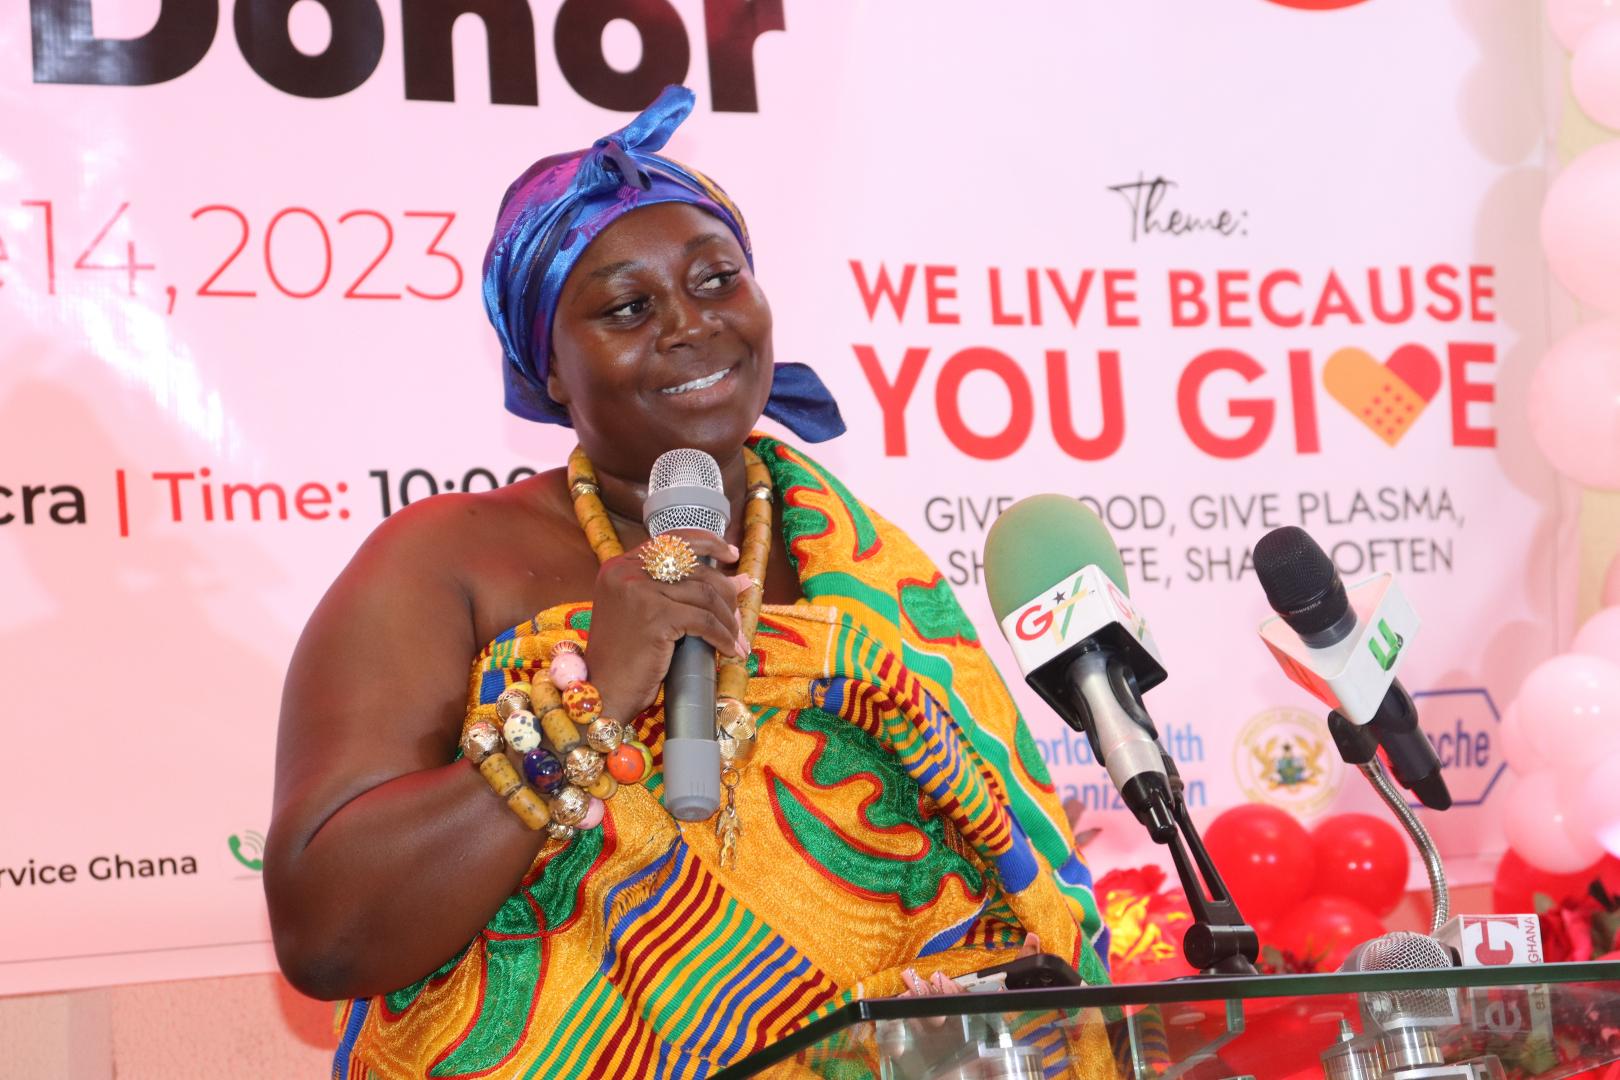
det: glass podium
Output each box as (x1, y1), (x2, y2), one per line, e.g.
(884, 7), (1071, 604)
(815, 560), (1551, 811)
(714, 961), (1620, 1080)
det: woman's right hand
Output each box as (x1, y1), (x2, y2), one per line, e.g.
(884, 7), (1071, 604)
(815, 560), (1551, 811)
(585, 528), (755, 723)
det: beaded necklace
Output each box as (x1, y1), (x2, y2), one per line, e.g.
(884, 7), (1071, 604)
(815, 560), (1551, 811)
(567, 445), (773, 865)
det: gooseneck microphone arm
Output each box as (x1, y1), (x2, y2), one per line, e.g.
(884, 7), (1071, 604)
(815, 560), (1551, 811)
(1364, 756), (1449, 935)
(1326, 713), (1450, 935)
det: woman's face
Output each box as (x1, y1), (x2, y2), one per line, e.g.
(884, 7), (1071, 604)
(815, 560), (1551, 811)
(547, 202), (774, 480)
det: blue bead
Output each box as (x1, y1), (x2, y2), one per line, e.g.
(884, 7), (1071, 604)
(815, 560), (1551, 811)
(523, 747), (565, 793)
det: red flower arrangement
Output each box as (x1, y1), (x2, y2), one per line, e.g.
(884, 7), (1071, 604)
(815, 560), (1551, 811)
(1536, 880), (1620, 963)
(1092, 864), (1198, 983)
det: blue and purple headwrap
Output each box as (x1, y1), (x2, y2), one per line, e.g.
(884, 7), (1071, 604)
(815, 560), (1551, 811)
(481, 85), (844, 442)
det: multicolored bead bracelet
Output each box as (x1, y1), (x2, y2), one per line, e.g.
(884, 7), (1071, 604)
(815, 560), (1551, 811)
(461, 640), (653, 838)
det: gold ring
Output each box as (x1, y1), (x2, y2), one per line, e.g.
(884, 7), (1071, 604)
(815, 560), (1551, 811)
(640, 534), (699, 584)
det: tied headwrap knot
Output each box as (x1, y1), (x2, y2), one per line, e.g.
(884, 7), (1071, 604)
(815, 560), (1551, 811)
(481, 85), (844, 442)
(592, 139), (651, 192)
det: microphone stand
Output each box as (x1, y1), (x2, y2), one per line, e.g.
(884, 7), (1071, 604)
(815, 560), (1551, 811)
(1153, 751), (1261, 975)
(1327, 712), (1450, 934)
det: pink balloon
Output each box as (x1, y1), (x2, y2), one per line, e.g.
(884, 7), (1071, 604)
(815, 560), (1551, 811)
(1548, 0), (1620, 50)
(1541, 145), (1620, 313)
(1514, 653), (1620, 777)
(1503, 770), (1604, 874)
(1498, 701), (1550, 775)
(1573, 19), (1620, 128)
(1528, 320), (1620, 488)
(1606, 552), (1620, 608)
(1581, 755), (1620, 858)
(1574, 609), (1620, 666)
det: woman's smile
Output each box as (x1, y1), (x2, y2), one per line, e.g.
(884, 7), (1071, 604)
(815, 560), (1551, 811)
(658, 361), (740, 399)
(547, 202), (774, 477)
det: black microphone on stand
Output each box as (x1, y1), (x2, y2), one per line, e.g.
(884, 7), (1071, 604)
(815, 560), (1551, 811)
(644, 448), (730, 821)
(1253, 526), (1451, 810)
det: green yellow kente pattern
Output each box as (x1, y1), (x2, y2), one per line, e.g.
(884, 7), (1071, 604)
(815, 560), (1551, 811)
(332, 436), (1112, 1079)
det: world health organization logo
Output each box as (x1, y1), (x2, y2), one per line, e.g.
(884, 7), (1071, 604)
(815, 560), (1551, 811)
(1233, 707), (1344, 817)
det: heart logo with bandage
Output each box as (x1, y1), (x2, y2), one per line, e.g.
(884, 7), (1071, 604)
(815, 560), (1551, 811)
(1323, 345), (1442, 446)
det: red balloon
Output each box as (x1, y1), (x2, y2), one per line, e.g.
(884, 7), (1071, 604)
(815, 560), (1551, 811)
(1270, 895), (1386, 971)
(1309, 813), (1410, 917)
(1216, 995), (1357, 1079)
(1491, 850), (1620, 913)
(1204, 804), (1315, 925)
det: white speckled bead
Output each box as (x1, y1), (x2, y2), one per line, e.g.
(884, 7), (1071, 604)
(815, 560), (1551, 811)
(502, 710), (542, 753)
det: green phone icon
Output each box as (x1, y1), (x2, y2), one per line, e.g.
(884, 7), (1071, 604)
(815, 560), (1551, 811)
(229, 831), (265, 872)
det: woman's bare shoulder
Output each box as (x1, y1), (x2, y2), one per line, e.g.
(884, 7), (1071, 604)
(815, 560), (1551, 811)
(346, 467), (565, 569)
(337, 466), (595, 643)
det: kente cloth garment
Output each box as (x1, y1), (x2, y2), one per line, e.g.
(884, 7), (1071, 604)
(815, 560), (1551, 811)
(481, 84), (844, 443)
(333, 436), (1113, 1080)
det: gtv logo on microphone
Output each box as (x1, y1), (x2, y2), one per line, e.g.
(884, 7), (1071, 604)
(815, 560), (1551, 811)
(1001, 566), (1165, 684)
(1011, 573), (1142, 645)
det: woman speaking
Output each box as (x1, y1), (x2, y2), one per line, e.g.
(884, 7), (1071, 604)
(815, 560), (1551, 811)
(265, 86), (1110, 1079)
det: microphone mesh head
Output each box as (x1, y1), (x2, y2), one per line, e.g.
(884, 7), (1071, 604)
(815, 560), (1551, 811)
(1340, 932), (1457, 1031)
(1253, 526), (1347, 636)
(1343, 929), (1452, 972)
(646, 448), (726, 537)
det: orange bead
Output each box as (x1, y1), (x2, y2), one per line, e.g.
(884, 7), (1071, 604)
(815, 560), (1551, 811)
(607, 743), (643, 784)
(562, 682), (603, 721)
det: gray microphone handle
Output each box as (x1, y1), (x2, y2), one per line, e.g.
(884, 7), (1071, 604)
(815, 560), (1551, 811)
(1071, 650), (1168, 793)
(663, 633), (719, 821)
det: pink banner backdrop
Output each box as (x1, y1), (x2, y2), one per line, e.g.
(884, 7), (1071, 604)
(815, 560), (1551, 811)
(0, 0), (1569, 994)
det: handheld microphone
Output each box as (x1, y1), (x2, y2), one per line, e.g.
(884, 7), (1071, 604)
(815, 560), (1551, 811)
(1253, 526), (1451, 811)
(984, 495), (1177, 841)
(644, 448), (730, 821)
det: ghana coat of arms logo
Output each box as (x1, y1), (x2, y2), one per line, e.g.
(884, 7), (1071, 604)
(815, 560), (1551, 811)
(1234, 707), (1344, 816)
